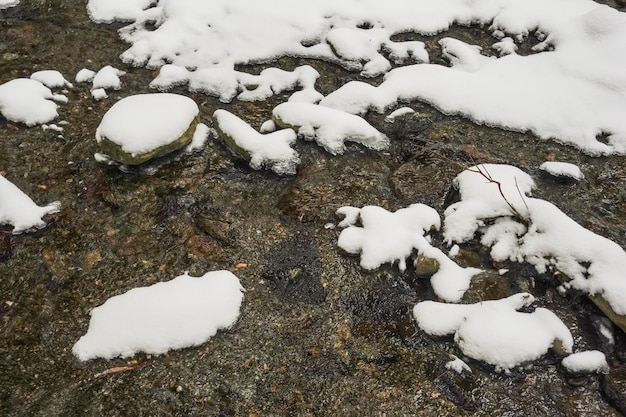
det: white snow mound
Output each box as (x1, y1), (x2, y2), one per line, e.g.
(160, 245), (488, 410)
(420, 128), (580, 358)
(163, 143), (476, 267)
(73, 270), (244, 361)
(95, 93), (199, 155)
(0, 176), (61, 234)
(413, 293), (573, 372)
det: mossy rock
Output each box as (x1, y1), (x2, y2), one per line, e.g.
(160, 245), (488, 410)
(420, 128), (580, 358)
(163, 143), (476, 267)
(98, 115), (199, 165)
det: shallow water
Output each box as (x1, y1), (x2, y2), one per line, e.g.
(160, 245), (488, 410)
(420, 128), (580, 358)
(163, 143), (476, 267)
(1, 1), (625, 416)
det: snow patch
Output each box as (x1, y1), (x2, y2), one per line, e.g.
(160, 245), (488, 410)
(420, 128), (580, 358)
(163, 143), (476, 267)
(413, 293), (573, 372)
(0, 176), (61, 234)
(73, 271), (244, 361)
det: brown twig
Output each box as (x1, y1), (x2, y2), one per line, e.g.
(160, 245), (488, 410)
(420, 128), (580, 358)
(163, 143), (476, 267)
(469, 165), (528, 221)
(93, 360), (151, 379)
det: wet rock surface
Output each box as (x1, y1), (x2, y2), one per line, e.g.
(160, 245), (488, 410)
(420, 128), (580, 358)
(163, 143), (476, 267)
(1, 1), (626, 416)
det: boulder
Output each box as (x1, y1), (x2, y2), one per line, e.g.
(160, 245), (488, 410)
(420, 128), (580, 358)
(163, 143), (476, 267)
(95, 93), (199, 165)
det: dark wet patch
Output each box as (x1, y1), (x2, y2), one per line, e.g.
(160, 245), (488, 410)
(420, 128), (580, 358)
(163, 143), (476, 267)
(263, 235), (326, 305)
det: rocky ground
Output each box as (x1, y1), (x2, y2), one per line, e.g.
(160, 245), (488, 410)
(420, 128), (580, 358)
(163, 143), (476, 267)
(1, 1), (625, 416)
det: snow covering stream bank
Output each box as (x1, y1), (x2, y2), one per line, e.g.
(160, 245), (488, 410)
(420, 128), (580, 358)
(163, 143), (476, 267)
(88, 0), (626, 155)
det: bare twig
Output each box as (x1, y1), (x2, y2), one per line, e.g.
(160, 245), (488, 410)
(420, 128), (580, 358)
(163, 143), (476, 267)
(469, 165), (528, 221)
(93, 360), (151, 379)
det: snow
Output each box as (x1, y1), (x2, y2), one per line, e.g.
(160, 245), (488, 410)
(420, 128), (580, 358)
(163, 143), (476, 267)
(186, 123), (210, 153)
(444, 164), (626, 316)
(413, 293), (573, 372)
(88, 0), (626, 154)
(0, 79), (61, 126)
(213, 109), (300, 175)
(385, 107), (415, 123)
(73, 271), (244, 361)
(0, 175), (61, 235)
(30, 70), (73, 89)
(92, 65), (125, 91)
(561, 351), (609, 374)
(87, 0), (155, 23)
(446, 356), (472, 374)
(95, 93), (199, 156)
(0, 0), (19, 9)
(272, 102), (389, 155)
(91, 88), (107, 101)
(75, 68), (96, 83)
(540, 161), (584, 181)
(336, 204), (480, 302)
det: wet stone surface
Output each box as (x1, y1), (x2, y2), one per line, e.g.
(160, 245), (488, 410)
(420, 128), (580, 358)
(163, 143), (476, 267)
(1, 1), (626, 416)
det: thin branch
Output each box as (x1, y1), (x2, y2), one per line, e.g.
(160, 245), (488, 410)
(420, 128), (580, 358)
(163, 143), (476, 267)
(93, 360), (151, 379)
(469, 165), (527, 221)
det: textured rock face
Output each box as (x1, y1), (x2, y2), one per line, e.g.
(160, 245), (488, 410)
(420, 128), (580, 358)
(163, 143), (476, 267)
(95, 93), (200, 165)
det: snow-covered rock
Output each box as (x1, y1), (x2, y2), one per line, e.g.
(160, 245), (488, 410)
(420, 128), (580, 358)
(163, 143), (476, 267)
(336, 204), (480, 302)
(0, 79), (61, 126)
(272, 102), (389, 155)
(0, 175), (60, 234)
(413, 293), (573, 372)
(540, 161), (584, 181)
(562, 351), (609, 374)
(95, 93), (201, 165)
(30, 70), (73, 89)
(213, 109), (300, 175)
(73, 270), (244, 361)
(444, 164), (626, 331)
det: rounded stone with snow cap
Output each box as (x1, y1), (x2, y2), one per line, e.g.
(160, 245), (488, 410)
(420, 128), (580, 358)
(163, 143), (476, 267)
(95, 93), (200, 165)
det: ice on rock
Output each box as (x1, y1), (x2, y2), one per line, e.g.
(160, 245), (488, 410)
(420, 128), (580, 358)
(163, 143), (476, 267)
(0, 79), (63, 126)
(95, 93), (200, 165)
(73, 271), (244, 361)
(413, 293), (573, 372)
(272, 102), (389, 155)
(213, 109), (300, 175)
(0, 175), (61, 234)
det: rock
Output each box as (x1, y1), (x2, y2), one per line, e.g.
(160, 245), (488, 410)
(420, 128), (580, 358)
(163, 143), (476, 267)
(600, 364), (626, 415)
(589, 293), (626, 334)
(461, 270), (511, 304)
(95, 93), (200, 165)
(414, 254), (440, 277)
(388, 151), (460, 207)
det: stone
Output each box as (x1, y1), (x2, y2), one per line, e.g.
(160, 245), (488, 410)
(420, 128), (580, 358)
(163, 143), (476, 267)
(95, 93), (200, 165)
